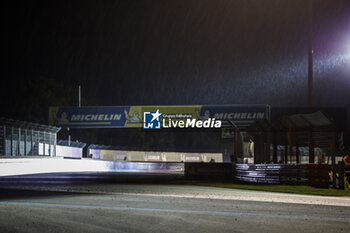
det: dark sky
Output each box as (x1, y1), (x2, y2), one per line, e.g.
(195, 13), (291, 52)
(3, 0), (350, 110)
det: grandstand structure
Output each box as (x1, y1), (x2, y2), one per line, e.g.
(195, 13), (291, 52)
(0, 118), (61, 156)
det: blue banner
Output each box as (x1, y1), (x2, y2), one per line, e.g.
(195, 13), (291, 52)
(49, 105), (269, 128)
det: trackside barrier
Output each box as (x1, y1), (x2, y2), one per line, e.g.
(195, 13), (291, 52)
(234, 164), (308, 185)
(185, 163), (233, 179)
(89, 148), (223, 163)
(127, 151), (145, 162)
(184, 163), (331, 188)
(55, 145), (83, 159)
(162, 152), (182, 162)
(233, 164), (330, 188)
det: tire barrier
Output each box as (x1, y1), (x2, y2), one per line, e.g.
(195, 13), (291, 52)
(233, 163), (330, 188)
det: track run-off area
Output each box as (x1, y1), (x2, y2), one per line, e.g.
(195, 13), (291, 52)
(0, 171), (349, 233)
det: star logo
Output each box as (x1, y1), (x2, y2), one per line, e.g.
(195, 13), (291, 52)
(150, 109), (161, 122)
(143, 110), (162, 129)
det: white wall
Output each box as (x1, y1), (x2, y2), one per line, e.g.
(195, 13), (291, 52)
(56, 145), (83, 158)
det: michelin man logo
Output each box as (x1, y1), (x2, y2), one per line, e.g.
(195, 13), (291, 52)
(143, 110), (162, 129)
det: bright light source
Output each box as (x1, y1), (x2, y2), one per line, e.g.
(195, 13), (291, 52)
(0, 158), (184, 177)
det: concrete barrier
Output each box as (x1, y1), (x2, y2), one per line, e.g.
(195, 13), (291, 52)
(202, 153), (223, 163)
(127, 151), (146, 161)
(162, 152), (182, 162)
(56, 145), (83, 159)
(182, 153), (202, 162)
(99, 150), (128, 161)
(89, 149), (223, 163)
(145, 151), (162, 162)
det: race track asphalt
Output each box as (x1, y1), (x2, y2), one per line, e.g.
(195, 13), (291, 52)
(0, 172), (349, 233)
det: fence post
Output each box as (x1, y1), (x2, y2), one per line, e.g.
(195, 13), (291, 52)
(309, 130), (315, 163)
(53, 133), (56, 157)
(37, 131), (39, 155)
(24, 129), (27, 156)
(31, 129), (34, 156)
(338, 161), (345, 190)
(43, 131), (45, 156)
(266, 131), (271, 163)
(49, 132), (52, 157)
(3, 126), (6, 155)
(284, 138), (288, 164)
(296, 146), (300, 164)
(273, 133), (277, 164)
(18, 127), (21, 156)
(11, 127), (14, 156)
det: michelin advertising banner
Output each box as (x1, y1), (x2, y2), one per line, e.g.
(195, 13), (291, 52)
(49, 105), (269, 128)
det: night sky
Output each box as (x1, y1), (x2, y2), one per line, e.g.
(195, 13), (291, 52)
(3, 0), (350, 124)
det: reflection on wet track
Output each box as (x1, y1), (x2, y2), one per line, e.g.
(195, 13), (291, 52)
(0, 172), (185, 184)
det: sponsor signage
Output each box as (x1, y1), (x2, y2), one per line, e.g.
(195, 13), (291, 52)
(49, 105), (269, 129)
